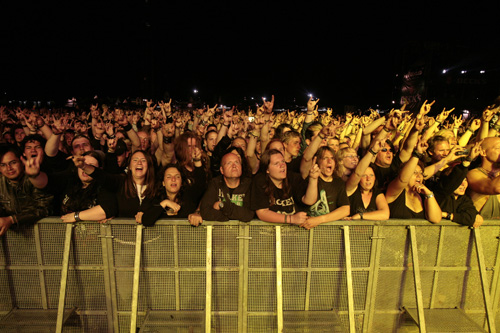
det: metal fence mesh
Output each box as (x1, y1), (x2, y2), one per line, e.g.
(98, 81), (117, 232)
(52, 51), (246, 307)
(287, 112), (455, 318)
(1, 219), (499, 332)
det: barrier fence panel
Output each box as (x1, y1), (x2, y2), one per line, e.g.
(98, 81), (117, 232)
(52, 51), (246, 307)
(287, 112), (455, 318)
(0, 218), (499, 332)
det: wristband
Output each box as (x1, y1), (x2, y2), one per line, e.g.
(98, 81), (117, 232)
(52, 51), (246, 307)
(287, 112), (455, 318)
(318, 132), (326, 139)
(74, 211), (82, 222)
(192, 158), (202, 162)
(412, 151), (424, 160)
(425, 193), (435, 199)
(446, 212), (452, 220)
(368, 148), (377, 156)
(466, 128), (475, 133)
(163, 136), (173, 144)
(383, 127), (391, 132)
(222, 123), (229, 127)
(28, 172), (40, 179)
(435, 120), (442, 125)
(359, 212), (364, 220)
(122, 123), (132, 132)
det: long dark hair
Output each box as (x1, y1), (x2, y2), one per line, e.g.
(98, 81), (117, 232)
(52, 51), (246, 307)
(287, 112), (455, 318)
(124, 150), (156, 199)
(62, 151), (104, 213)
(259, 149), (290, 206)
(157, 163), (187, 205)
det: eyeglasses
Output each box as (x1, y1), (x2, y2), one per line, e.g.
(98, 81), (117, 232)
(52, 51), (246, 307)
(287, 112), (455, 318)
(345, 155), (359, 159)
(381, 148), (394, 153)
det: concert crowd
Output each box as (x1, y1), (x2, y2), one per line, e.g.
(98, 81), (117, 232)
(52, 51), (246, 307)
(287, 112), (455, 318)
(1, 96), (500, 236)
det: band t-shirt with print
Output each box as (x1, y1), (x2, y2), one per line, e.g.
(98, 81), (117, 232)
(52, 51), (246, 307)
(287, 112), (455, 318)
(251, 172), (308, 215)
(308, 177), (350, 217)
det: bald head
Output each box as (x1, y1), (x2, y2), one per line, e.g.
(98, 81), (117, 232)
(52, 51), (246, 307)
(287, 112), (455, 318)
(480, 137), (500, 165)
(481, 137), (500, 151)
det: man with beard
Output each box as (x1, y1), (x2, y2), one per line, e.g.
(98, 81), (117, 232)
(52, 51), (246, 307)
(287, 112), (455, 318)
(0, 145), (52, 235)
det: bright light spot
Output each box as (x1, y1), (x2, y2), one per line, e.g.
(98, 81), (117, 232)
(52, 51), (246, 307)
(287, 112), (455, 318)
(193, 89), (198, 94)
(262, 97), (266, 101)
(461, 70), (467, 74)
(392, 101), (396, 104)
(480, 70), (485, 74)
(442, 69), (447, 74)
(308, 94), (313, 98)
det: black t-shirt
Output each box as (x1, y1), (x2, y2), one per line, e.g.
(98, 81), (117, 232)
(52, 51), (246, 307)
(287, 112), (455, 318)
(251, 172), (308, 214)
(348, 186), (381, 216)
(371, 154), (403, 192)
(308, 177), (350, 217)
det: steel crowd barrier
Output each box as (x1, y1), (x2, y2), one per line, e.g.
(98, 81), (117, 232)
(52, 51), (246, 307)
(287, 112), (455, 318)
(0, 218), (499, 332)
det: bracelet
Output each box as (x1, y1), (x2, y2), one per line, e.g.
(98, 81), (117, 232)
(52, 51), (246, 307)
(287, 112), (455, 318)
(425, 192), (435, 199)
(318, 132), (326, 139)
(306, 112), (313, 115)
(435, 120), (442, 124)
(192, 158), (202, 162)
(122, 123), (132, 132)
(466, 128), (475, 133)
(446, 212), (452, 220)
(368, 148), (377, 156)
(74, 211), (82, 222)
(28, 172), (40, 179)
(359, 212), (364, 220)
(383, 127), (391, 132)
(222, 123), (229, 127)
(249, 131), (259, 138)
(412, 151), (424, 160)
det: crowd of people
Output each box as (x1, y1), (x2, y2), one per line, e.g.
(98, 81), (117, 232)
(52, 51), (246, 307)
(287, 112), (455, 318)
(1, 96), (500, 236)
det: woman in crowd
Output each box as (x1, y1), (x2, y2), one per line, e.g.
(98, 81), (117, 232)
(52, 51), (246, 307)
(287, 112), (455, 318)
(335, 147), (359, 181)
(385, 139), (442, 223)
(251, 149), (319, 225)
(344, 139), (390, 221)
(136, 164), (205, 226)
(73, 150), (159, 218)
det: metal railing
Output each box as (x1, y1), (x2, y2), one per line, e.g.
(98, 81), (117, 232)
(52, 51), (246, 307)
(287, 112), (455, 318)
(1, 218), (499, 332)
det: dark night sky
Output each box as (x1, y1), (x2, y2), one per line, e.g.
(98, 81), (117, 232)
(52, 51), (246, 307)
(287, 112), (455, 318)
(1, 1), (499, 108)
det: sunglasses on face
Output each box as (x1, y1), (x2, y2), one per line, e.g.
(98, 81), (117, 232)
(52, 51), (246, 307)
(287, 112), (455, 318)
(381, 148), (394, 153)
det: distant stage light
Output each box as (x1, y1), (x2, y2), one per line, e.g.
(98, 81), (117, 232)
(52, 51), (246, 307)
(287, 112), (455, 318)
(461, 70), (467, 74)
(480, 70), (485, 74)
(442, 69), (447, 74)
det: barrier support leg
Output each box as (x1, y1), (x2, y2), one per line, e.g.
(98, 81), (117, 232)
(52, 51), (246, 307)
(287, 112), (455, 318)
(276, 226), (283, 333)
(55, 223), (73, 333)
(473, 228), (496, 333)
(205, 225), (213, 333)
(343, 226), (356, 332)
(130, 225), (143, 333)
(408, 226), (426, 333)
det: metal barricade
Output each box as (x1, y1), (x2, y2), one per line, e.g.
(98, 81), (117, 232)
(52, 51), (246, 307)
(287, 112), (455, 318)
(0, 218), (499, 332)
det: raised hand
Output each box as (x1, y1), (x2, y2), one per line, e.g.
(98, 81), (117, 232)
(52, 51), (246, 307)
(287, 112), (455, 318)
(307, 97), (319, 112)
(436, 107), (455, 123)
(419, 100), (435, 117)
(262, 95), (275, 114)
(308, 157), (320, 179)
